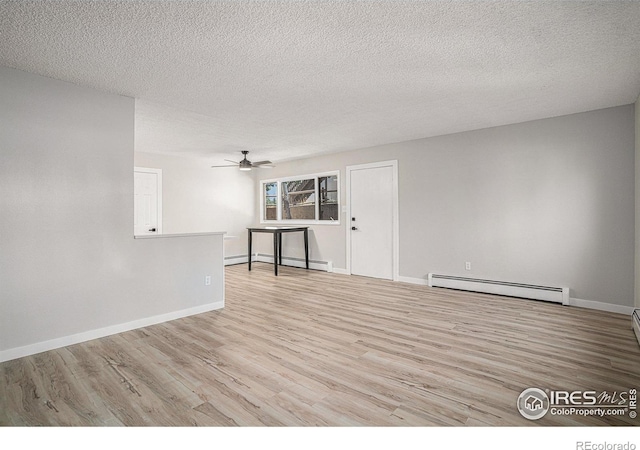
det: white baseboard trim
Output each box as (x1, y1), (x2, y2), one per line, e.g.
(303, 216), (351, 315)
(225, 254), (336, 273)
(224, 255), (249, 266)
(255, 254), (331, 272)
(332, 268), (350, 275)
(0, 300), (225, 363)
(569, 297), (634, 315)
(397, 275), (429, 285)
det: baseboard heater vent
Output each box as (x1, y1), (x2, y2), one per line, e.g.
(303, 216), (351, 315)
(633, 309), (640, 348)
(427, 274), (569, 305)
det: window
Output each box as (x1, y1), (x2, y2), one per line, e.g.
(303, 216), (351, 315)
(282, 178), (315, 220)
(319, 175), (338, 221)
(261, 172), (339, 224)
(264, 182), (278, 220)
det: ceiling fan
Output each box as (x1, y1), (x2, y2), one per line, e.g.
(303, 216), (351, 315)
(211, 151), (273, 171)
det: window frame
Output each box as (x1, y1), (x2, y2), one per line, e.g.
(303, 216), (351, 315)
(260, 171), (340, 225)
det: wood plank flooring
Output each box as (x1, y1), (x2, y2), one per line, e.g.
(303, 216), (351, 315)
(2, 263), (639, 426)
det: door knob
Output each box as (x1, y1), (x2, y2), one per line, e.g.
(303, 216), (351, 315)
(149, 228), (156, 232)
(351, 226), (358, 231)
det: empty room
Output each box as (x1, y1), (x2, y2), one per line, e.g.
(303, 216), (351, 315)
(1, 0), (640, 444)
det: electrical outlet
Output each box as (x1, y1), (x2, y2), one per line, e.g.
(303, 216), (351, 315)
(205, 275), (211, 286)
(465, 262), (471, 271)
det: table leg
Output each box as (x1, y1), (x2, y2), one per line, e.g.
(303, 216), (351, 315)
(279, 232), (283, 265)
(273, 232), (279, 276)
(304, 229), (309, 269)
(248, 230), (252, 271)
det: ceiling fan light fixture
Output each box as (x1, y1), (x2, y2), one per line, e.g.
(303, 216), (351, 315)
(239, 160), (252, 171)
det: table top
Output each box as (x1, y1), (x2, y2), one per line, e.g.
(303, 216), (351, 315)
(247, 226), (309, 233)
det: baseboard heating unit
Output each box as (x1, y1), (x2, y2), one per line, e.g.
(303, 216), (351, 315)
(633, 309), (640, 348)
(427, 273), (570, 306)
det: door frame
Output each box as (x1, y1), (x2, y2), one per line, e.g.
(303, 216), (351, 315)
(345, 160), (399, 281)
(134, 167), (163, 236)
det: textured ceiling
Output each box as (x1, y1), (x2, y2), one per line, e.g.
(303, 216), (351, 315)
(1, 1), (640, 165)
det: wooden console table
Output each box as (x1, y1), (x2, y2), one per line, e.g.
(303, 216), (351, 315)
(247, 227), (309, 276)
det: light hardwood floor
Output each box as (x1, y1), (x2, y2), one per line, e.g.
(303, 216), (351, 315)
(1, 263), (639, 426)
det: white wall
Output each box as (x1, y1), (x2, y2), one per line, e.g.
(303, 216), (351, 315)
(256, 106), (635, 308)
(0, 67), (224, 362)
(134, 151), (254, 258)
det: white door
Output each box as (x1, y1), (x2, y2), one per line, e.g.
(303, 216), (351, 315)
(134, 168), (162, 236)
(348, 162), (397, 280)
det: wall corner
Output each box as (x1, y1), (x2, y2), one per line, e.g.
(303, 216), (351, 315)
(635, 94), (640, 308)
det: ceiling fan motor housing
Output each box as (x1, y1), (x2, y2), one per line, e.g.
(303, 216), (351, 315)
(239, 159), (252, 170)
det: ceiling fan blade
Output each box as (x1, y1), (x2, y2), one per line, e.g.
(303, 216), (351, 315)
(224, 159), (239, 164)
(252, 160), (273, 166)
(211, 164), (239, 168)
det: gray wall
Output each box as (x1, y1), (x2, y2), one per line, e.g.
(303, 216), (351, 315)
(0, 67), (224, 360)
(256, 106), (635, 307)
